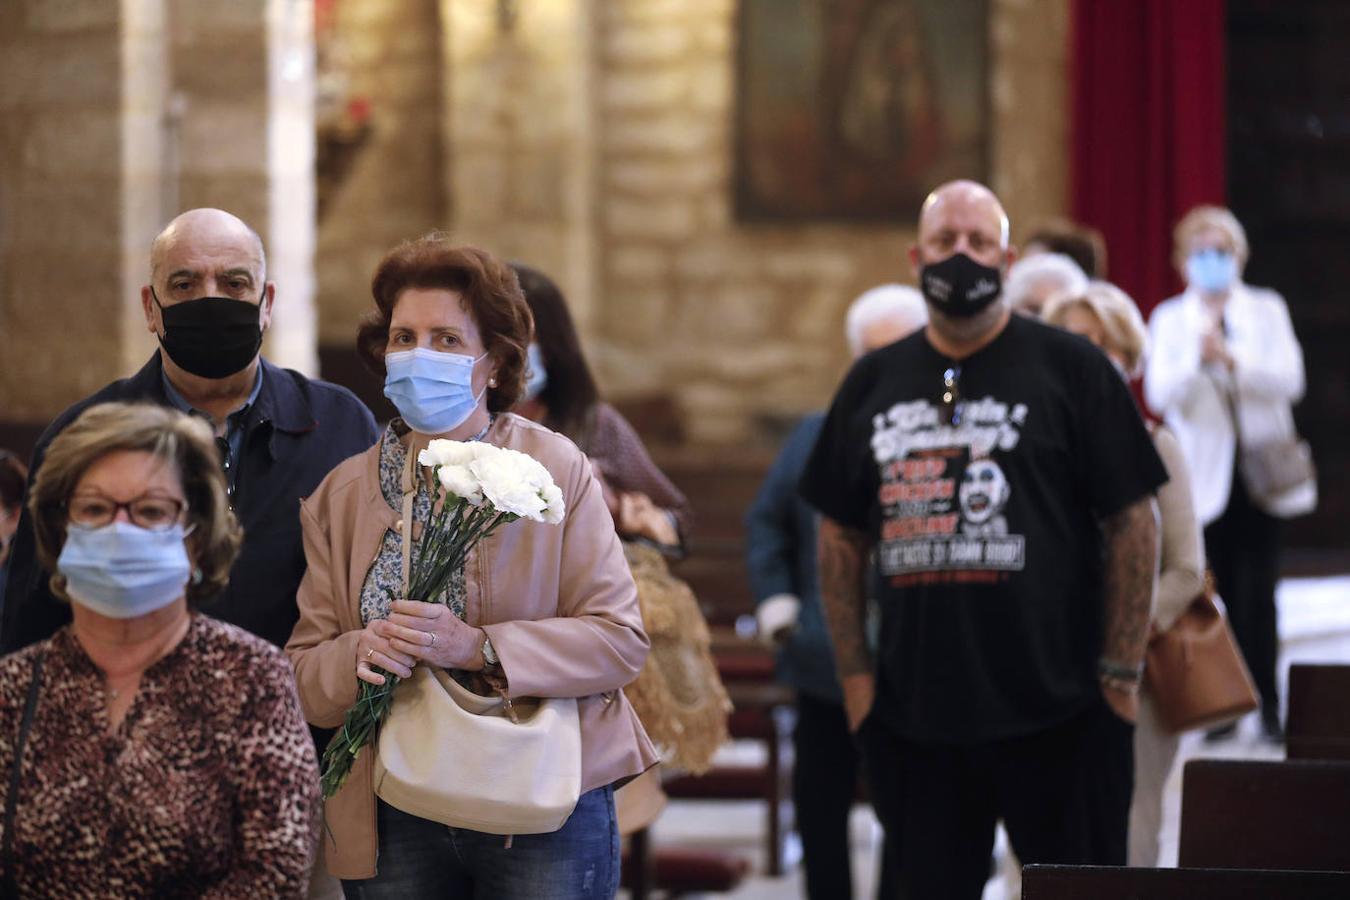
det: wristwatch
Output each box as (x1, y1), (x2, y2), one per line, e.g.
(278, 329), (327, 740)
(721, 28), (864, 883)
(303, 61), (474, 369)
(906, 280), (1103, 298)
(481, 635), (499, 668)
(1098, 657), (1142, 695)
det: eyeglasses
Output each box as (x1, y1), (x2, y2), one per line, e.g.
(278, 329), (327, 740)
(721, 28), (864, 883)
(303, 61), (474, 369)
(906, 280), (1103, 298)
(67, 493), (188, 531)
(940, 366), (964, 426)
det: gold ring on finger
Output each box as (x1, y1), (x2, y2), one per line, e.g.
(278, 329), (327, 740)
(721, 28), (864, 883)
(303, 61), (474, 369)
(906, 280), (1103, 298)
(365, 648), (375, 660)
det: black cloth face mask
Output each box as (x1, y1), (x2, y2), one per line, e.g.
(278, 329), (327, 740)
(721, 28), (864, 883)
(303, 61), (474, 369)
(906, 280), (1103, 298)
(919, 252), (1004, 319)
(152, 287), (264, 379)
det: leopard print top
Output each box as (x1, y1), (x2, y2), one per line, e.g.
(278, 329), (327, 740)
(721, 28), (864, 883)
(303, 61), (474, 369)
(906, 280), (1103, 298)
(0, 614), (320, 898)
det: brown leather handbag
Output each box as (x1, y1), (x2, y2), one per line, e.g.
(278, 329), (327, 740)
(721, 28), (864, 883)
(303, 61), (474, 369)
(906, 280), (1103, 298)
(1144, 579), (1259, 734)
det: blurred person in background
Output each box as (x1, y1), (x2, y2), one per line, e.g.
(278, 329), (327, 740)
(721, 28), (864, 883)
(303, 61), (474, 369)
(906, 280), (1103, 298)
(0, 403), (319, 896)
(745, 283), (926, 899)
(1004, 253), (1089, 319)
(0, 451), (27, 612)
(511, 263), (729, 840)
(511, 264), (689, 555)
(1144, 205), (1314, 742)
(1022, 217), (1108, 279)
(1044, 283), (1205, 865)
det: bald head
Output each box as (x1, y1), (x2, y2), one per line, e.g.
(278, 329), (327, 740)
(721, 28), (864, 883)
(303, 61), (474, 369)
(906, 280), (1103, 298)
(141, 208), (274, 357)
(917, 180), (1009, 257)
(150, 208), (266, 288)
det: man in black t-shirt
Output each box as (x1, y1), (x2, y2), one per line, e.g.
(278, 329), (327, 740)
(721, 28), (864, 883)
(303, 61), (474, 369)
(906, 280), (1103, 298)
(800, 181), (1165, 898)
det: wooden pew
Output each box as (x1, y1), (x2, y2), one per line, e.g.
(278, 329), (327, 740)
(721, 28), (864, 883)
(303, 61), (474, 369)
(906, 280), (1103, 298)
(662, 660), (796, 877)
(1179, 759), (1350, 871)
(621, 830), (752, 900)
(1287, 663), (1350, 761)
(1022, 864), (1350, 899)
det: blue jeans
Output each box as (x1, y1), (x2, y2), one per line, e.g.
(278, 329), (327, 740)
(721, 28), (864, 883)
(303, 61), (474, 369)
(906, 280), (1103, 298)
(341, 786), (619, 900)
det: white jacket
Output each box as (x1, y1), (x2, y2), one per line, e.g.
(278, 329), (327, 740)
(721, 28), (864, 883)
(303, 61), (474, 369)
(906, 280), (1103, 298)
(1144, 284), (1315, 524)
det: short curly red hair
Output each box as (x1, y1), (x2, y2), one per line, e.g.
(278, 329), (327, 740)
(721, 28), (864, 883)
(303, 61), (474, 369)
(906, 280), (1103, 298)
(356, 236), (533, 413)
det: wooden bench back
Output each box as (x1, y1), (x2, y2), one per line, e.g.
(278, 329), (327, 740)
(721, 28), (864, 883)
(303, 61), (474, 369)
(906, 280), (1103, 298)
(1023, 864), (1350, 899)
(1179, 758), (1350, 870)
(1288, 663), (1350, 761)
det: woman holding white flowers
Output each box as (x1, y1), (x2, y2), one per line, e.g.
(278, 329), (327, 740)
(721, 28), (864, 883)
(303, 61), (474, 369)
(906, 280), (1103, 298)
(286, 237), (657, 898)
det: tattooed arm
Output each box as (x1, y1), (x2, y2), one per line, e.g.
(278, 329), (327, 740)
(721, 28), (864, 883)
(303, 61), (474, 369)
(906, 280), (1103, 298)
(1099, 494), (1161, 722)
(818, 515), (876, 731)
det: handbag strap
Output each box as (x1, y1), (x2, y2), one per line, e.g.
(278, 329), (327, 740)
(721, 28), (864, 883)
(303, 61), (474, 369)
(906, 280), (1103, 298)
(1215, 371), (1247, 450)
(2, 650), (46, 895)
(401, 447), (416, 598)
(1203, 312), (1249, 449)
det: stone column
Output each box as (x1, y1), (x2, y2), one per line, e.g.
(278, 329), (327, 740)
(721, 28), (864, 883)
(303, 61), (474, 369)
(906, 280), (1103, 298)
(314, 0), (448, 348)
(168, 0), (318, 375)
(0, 0), (170, 422)
(441, 0), (600, 333)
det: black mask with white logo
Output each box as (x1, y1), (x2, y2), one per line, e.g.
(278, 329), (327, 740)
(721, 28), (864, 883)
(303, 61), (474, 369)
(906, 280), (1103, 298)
(919, 252), (1004, 319)
(153, 288), (263, 379)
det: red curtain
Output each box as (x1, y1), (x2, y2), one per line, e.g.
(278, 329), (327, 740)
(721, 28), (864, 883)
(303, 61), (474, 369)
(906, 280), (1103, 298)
(1069, 0), (1227, 317)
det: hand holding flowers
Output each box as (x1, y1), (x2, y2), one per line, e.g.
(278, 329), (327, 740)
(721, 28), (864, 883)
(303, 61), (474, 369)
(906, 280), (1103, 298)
(359, 600), (486, 683)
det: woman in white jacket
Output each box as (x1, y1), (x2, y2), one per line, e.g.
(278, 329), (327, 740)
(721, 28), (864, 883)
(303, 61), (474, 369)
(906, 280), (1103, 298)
(1144, 206), (1315, 741)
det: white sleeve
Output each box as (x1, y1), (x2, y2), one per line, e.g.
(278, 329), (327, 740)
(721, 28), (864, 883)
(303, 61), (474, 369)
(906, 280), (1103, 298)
(1145, 302), (1206, 414)
(1231, 290), (1306, 402)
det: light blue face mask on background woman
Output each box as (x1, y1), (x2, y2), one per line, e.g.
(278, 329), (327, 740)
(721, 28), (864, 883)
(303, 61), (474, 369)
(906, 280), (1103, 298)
(57, 521), (192, 619)
(1185, 249), (1238, 293)
(522, 342), (548, 402)
(383, 348), (488, 434)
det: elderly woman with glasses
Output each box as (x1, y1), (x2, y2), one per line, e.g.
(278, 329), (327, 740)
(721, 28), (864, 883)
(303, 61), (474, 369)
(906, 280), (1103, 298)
(0, 402), (320, 897)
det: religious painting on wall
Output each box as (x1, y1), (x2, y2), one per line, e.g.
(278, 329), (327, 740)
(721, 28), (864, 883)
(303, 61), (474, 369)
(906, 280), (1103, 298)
(735, 0), (990, 222)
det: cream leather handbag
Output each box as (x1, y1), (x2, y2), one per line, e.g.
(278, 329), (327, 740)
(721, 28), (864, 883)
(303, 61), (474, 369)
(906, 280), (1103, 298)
(373, 665), (581, 834)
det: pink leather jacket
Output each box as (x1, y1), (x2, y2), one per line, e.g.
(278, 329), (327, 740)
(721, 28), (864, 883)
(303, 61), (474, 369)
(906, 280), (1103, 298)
(286, 413), (658, 879)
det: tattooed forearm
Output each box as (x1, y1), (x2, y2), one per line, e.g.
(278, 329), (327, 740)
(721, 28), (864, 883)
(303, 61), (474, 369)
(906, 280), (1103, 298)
(818, 516), (874, 679)
(1100, 495), (1160, 669)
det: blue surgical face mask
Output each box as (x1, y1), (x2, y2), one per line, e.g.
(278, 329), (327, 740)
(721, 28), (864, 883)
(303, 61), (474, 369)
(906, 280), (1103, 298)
(57, 521), (192, 619)
(1185, 249), (1238, 293)
(522, 343), (548, 402)
(383, 347), (489, 434)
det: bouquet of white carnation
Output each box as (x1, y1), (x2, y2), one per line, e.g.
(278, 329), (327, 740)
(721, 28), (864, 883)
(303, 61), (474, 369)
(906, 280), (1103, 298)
(320, 438), (565, 799)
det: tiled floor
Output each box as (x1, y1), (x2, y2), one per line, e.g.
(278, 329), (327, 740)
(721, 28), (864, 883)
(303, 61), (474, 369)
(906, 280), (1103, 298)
(629, 576), (1350, 899)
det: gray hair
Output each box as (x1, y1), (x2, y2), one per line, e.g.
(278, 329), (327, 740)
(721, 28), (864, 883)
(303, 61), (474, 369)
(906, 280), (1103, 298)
(845, 284), (928, 358)
(1004, 253), (1089, 315)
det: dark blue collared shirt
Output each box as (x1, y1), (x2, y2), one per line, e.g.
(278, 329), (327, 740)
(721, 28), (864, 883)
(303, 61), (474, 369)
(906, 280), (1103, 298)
(161, 367), (263, 496)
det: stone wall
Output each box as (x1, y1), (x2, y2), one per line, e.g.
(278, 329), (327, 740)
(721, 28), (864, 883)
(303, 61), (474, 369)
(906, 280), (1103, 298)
(0, 0), (1070, 439)
(169, 0), (318, 374)
(314, 0), (447, 347)
(312, 0), (1070, 444)
(587, 0), (1070, 444)
(0, 0), (318, 427)
(442, 0), (600, 332)
(0, 0), (168, 420)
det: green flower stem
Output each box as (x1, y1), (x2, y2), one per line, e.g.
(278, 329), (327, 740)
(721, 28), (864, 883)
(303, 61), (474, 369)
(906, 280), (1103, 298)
(321, 478), (506, 799)
(319, 467), (547, 801)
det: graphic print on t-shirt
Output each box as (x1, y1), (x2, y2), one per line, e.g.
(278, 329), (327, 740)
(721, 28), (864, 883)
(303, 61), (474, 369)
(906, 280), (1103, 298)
(870, 395), (1028, 586)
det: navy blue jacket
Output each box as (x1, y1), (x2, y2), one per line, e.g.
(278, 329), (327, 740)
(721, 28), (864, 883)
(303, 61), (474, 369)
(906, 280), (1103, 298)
(744, 413), (845, 703)
(1, 354), (379, 653)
